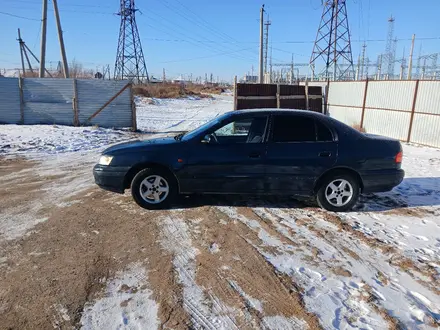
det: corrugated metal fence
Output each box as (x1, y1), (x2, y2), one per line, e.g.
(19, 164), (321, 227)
(0, 77), (135, 129)
(327, 80), (440, 148)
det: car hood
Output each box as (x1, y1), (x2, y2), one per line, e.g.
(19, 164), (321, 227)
(103, 136), (180, 154)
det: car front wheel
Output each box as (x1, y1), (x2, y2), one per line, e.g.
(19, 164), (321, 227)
(131, 168), (177, 210)
(316, 173), (360, 212)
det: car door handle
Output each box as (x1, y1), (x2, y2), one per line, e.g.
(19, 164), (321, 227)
(319, 151), (332, 157)
(249, 152), (261, 159)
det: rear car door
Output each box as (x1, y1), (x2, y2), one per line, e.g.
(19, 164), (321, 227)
(181, 114), (269, 194)
(266, 113), (338, 194)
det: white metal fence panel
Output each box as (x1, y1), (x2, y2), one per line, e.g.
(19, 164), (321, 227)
(366, 81), (416, 111)
(77, 80), (132, 128)
(23, 78), (74, 125)
(300, 81), (328, 89)
(414, 81), (440, 115)
(0, 78), (21, 124)
(363, 109), (411, 141)
(410, 114), (440, 148)
(328, 106), (362, 126)
(328, 81), (366, 107)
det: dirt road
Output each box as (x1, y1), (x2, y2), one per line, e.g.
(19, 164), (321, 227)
(1, 151), (439, 330)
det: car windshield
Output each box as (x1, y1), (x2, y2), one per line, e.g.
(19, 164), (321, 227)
(181, 113), (230, 141)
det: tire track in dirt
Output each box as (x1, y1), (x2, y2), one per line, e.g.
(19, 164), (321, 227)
(176, 206), (322, 329)
(263, 206), (440, 328)
(222, 206), (390, 330)
(310, 209), (440, 293)
(0, 172), (192, 330)
(158, 212), (239, 330)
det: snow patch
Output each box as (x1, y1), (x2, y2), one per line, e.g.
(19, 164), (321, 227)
(262, 316), (308, 330)
(159, 215), (238, 329)
(228, 280), (263, 313)
(80, 263), (159, 330)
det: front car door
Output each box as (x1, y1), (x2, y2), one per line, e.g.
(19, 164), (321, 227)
(180, 114), (269, 194)
(265, 113), (338, 195)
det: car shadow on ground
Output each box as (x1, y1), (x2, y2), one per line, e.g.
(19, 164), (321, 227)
(172, 194), (310, 210)
(356, 177), (440, 212)
(172, 177), (440, 213)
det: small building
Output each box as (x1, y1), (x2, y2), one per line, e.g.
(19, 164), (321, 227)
(241, 75), (258, 83)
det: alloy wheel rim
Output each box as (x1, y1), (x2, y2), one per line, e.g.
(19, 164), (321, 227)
(140, 175), (169, 204)
(325, 179), (353, 207)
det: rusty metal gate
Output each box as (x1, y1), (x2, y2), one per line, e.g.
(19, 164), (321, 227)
(233, 83), (323, 113)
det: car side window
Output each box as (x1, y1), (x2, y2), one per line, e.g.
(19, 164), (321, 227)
(316, 120), (334, 142)
(213, 117), (267, 144)
(272, 115), (316, 142)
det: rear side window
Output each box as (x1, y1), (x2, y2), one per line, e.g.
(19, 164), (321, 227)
(316, 120), (333, 142)
(272, 115), (316, 142)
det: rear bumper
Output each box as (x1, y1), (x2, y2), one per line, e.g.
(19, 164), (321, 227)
(93, 164), (130, 194)
(361, 169), (405, 193)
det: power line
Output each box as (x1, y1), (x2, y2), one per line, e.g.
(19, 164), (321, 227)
(142, 37), (257, 44)
(140, 10), (253, 62)
(159, 47), (256, 64)
(154, 0), (261, 59)
(0, 11), (40, 21)
(2, 0), (113, 9)
(146, 2), (255, 61)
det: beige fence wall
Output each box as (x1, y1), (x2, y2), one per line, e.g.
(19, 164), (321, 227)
(327, 80), (440, 148)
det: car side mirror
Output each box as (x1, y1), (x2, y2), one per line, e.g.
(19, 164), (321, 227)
(201, 134), (211, 144)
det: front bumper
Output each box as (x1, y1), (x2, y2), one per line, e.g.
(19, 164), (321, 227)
(93, 164), (131, 194)
(361, 169), (405, 193)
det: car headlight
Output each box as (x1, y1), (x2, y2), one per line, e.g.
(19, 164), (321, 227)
(99, 155), (113, 166)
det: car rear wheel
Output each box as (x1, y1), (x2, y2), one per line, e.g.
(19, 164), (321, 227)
(316, 173), (360, 212)
(131, 168), (177, 210)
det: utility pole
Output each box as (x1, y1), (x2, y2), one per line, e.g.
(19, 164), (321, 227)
(17, 29), (26, 77)
(163, 68), (166, 83)
(407, 34), (415, 80)
(385, 16), (396, 78)
(355, 54), (361, 80)
(269, 44), (273, 83)
(39, 0), (48, 77)
(376, 54), (382, 80)
(259, 4), (265, 84)
(52, 0), (69, 78)
(264, 17), (271, 75)
(290, 54), (294, 84)
(360, 43), (366, 80)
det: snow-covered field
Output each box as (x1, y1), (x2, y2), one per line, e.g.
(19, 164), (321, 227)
(136, 94), (232, 132)
(1, 94), (440, 329)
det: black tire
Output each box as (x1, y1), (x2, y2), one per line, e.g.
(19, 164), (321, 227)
(316, 172), (360, 212)
(131, 168), (177, 210)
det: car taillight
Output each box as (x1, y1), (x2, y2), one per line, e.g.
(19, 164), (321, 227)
(395, 151), (403, 163)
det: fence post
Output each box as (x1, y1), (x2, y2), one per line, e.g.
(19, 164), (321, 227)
(18, 77), (25, 124)
(72, 79), (79, 126)
(360, 79), (369, 129)
(233, 75), (238, 110)
(130, 84), (137, 131)
(305, 80), (309, 110)
(276, 84), (280, 108)
(407, 79), (420, 143)
(323, 80), (330, 115)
